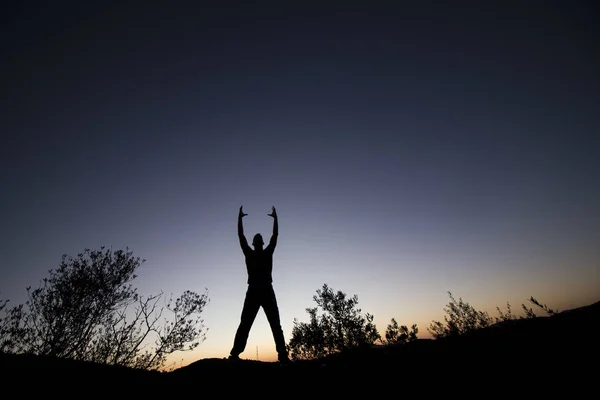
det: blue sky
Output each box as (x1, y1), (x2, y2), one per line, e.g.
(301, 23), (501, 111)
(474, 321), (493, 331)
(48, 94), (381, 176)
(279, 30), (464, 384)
(1, 1), (599, 365)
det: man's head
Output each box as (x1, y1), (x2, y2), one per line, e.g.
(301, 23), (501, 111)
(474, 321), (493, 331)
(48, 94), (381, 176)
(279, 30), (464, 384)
(252, 233), (264, 249)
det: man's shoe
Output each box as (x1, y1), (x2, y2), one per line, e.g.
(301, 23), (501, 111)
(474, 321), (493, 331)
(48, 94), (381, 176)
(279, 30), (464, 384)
(228, 354), (241, 361)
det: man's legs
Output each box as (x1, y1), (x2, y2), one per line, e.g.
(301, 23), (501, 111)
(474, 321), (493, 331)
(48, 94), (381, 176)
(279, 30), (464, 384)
(230, 286), (261, 358)
(262, 285), (288, 360)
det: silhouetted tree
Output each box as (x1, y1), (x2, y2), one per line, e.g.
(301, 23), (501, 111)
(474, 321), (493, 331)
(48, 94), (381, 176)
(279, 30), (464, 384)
(0, 247), (209, 370)
(288, 283), (380, 360)
(384, 318), (418, 345)
(0, 297), (22, 353)
(0, 298), (7, 350)
(428, 291), (493, 339)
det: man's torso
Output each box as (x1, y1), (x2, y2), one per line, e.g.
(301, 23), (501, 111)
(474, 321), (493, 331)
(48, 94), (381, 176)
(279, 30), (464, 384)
(244, 247), (274, 285)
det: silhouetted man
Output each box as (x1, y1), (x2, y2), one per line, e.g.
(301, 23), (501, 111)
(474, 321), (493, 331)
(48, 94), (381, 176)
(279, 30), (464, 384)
(229, 206), (290, 364)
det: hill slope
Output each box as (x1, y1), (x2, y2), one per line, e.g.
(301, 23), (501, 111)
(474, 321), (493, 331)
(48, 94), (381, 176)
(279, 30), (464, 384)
(1, 300), (598, 393)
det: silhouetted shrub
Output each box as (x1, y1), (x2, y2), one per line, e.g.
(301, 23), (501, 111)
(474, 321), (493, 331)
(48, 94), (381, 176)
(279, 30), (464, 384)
(288, 283), (380, 360)
(527, 296), (557, 316)
(384, 319), (418, 345)
(0, 247), (209, 370)
(428, 292), (558, 339)
(517, 296), (557, 319)
(495, 301), (515, 322)
(428, 291), (493, 339)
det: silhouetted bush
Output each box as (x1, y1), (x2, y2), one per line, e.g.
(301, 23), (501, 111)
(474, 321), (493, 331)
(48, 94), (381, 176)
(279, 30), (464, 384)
(526, 296), (557, 316)
(428, 292), (557, 339)
(495, 301), (515, 322)
(383, 319), (418, 345)
(287, 283), (380, 360)
(0, 247), (209, 370)
(428, 291), (493, 339)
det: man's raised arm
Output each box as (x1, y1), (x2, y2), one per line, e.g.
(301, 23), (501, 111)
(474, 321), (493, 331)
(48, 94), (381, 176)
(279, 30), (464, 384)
(268, 206), (278, 248)
(238, 206), (250, 251)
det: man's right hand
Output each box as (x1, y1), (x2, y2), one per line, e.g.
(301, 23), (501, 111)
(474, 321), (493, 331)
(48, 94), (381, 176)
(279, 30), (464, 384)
(239, 206), (248, 218)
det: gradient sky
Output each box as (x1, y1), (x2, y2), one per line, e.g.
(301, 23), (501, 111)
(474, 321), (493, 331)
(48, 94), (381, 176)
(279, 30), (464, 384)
(2, 1), (599, 366)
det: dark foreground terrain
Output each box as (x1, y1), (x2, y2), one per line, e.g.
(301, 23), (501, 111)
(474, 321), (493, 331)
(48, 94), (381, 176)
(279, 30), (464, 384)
(2, 300), (598, 395)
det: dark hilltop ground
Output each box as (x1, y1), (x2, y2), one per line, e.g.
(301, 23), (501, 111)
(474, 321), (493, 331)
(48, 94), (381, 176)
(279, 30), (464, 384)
(2, 300), (598, 395)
